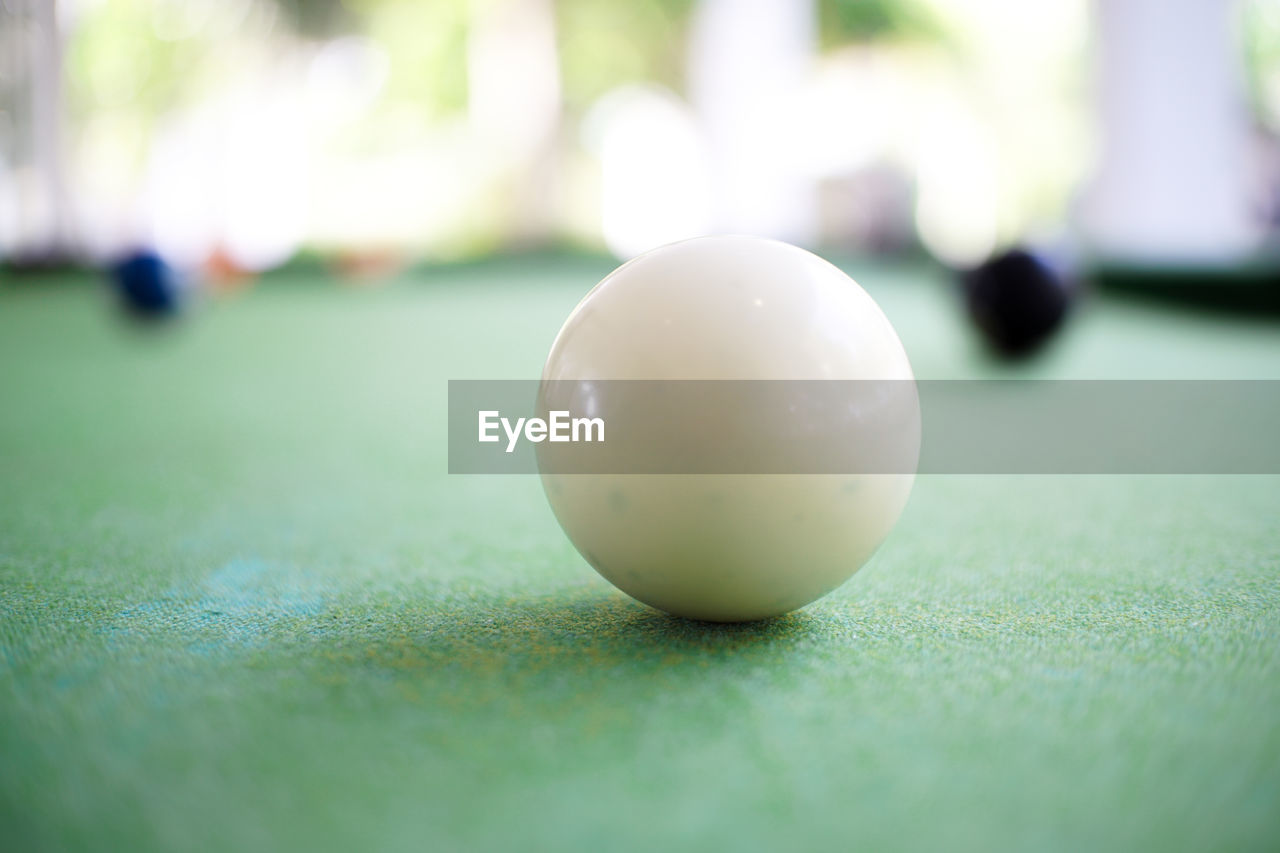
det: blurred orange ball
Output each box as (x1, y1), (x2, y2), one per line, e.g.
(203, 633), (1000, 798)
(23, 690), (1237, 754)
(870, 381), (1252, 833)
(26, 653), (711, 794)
(202, 246), (256, 294)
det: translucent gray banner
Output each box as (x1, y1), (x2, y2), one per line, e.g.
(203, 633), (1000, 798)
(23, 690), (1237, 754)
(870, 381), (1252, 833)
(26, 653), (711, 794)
(448, 380), (1280, 474)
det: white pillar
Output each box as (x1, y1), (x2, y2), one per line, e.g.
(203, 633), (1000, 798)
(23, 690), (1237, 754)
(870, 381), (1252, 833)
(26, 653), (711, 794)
(4, 0), (75, 257)
(467, 0), (562, 246)
(1081, 0), (1257, 264)
(688, 0), (818, 245)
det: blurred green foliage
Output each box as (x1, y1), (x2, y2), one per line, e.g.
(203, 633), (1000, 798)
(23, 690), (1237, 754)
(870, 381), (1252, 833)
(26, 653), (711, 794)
(49, 0), (1115, 256)
(64, 0), (959, 132)
(68, 0), (189, 117)
(820, 0), (944, 48)
(557, 0), (693, 112)
(1241, 0), (1280, 130)
(275, 0), (354, 36)
(362, 1), (470, 117)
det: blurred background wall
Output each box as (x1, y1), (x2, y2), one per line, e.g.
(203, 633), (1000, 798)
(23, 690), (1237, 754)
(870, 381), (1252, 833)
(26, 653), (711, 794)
(2, 0), (1280, 271)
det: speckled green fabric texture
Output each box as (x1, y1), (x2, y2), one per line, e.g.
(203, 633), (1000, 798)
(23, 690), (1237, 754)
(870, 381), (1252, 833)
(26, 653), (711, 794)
(2, 258), (1279, 852)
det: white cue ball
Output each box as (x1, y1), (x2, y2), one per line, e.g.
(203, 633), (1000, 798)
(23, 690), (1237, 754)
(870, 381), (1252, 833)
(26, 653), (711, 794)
(538, 236), (918, 622)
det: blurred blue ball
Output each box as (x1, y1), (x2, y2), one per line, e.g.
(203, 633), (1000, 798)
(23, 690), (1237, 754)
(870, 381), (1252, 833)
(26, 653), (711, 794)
(110, 250), (181, 318)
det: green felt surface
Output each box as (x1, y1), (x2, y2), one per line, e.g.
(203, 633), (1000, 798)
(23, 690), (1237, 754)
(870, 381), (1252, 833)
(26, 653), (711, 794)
(2, 257), (1279, 852)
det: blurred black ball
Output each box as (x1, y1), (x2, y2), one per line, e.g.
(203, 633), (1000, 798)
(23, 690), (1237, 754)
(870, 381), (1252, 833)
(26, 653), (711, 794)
(110, 250), (181, 318)
(961, 248), (1074, 358)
